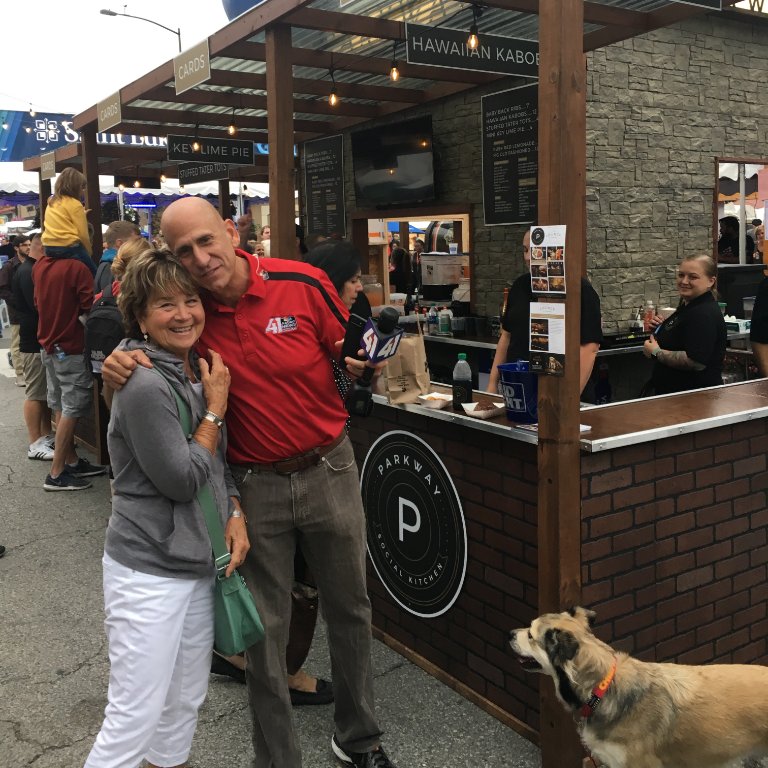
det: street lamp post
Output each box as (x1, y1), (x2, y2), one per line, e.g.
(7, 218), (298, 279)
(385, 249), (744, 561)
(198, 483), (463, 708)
(100, 9), (182, 52)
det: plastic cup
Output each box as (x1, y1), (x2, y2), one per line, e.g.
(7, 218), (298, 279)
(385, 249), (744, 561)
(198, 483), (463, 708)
(448, 243), (458, 255)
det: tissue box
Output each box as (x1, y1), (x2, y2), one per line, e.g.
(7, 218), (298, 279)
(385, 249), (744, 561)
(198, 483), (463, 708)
(725, 319), (750, 333)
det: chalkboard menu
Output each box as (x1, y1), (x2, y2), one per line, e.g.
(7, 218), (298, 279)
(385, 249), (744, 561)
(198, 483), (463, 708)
(481, 84), (538, 226)
(304, 135), (346, 238)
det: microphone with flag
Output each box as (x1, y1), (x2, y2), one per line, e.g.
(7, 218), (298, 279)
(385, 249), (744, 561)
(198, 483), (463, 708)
(343, 306), (404, 416)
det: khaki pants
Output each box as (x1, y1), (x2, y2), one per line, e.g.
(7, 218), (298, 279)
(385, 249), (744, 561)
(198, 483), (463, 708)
(10, 325), (23, 377)
(232, 436), (381, 768)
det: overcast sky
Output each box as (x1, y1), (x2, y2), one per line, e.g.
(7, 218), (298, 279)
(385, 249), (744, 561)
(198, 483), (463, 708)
(4, 0), (231, 115)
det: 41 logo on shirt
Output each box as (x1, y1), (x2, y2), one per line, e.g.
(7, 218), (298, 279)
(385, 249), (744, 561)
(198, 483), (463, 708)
(265, 316), (298, 334)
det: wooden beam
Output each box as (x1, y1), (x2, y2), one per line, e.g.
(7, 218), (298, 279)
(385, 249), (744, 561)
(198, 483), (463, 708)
(38, 174), (51, 224)
(266, 24), (298, 261)
(81, 126), (103, 262)
(537, 1), (586, 767)
(284, 7), (404, 39)
(141, 84), (382, 118)
(584, 0), (741, 51)
(218, 179), (231, 219)
(120, 105), (333, 134)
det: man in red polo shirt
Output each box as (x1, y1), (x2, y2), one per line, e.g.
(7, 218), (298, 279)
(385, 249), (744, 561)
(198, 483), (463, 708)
(103, 198), (397, 768)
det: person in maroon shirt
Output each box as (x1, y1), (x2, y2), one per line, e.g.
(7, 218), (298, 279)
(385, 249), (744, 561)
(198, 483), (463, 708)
(33, 246), (106, 491)
(102, 198), (399, 768)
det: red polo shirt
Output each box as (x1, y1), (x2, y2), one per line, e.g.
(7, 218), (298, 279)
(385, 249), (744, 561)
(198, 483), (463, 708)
(198, 251), (350, 464)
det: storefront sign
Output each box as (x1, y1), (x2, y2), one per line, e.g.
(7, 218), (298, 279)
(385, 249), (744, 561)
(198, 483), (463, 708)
(174, 39), (211, 95)
(361, 431), (467, 618)
(0, 111), (167, 162)
(406, 23), (538, 77)
(167, 134), (254, 165)
(177, 162), (230, 185)
(97, 91), (122, 133)
(481, 84), (538, 226)
(40, 151), (56, 181)
(304, 135), (346, 238)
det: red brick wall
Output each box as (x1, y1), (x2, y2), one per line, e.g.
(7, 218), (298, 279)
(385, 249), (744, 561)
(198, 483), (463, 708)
(350, 408), (541, 729)
(581, 420), (768, 664)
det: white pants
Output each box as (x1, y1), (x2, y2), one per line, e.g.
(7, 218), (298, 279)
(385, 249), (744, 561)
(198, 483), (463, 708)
(84, 554), (215, 768)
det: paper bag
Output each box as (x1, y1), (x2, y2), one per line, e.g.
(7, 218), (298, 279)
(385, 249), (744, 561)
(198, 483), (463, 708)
(385, 324), (430, 404)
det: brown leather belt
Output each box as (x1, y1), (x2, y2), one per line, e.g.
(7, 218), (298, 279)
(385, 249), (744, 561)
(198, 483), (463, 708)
(237, 432), (346, 476)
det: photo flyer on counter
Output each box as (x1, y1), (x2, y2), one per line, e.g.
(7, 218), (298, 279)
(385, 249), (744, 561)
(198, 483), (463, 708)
(529, 301), (565, 376)
(529, 224), (566, 295)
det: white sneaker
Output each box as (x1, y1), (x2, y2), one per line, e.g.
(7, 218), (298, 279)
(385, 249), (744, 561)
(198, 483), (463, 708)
(43, 434), (55, 449)
(28, 438), (54, 461)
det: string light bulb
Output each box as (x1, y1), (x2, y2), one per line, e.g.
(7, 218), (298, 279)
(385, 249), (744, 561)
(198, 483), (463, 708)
(328, 68), (338, 107)
(227, 108), (237, 136)
(192, 124), (201, 152)
(160, 172), (167, 183)
(467, 6), (481, 50)
(29, 104), (36, 117)
(390, 43), (400, 82)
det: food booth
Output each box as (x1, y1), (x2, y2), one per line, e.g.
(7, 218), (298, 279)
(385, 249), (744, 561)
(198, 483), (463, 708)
(22, 1), (768, 765)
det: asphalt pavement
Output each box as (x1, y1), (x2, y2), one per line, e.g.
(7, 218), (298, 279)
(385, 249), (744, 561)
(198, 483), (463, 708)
(0, 334), (541, 768)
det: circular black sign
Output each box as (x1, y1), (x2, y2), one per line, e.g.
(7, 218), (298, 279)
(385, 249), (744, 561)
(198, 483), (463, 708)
(361, 431), (467, 618)
(531, 227), (545, 246)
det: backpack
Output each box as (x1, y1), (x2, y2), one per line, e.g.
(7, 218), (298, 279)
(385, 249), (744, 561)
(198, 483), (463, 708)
(84, 281), (124, 374)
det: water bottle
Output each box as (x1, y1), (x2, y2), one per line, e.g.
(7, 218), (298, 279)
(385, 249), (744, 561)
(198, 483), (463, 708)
(452, 353), (473, 410)
(427, 306), (438, 336)
(438, 306), (453, 336)
(642, 300), (655, 333)
(53, 344), (66, 361)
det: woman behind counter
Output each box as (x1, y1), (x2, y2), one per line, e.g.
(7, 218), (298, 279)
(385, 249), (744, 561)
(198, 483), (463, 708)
(84, 249), (249, 768)
(643, 254), (726, 395)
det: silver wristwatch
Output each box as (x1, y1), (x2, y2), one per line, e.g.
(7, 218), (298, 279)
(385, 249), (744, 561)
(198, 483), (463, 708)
(203, 410), (224, 428)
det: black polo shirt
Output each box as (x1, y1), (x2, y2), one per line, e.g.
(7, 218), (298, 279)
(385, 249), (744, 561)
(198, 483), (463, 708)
(749, 278), (768, 344)
(651, 291), (726, 395)
(501, 274), (602, 362)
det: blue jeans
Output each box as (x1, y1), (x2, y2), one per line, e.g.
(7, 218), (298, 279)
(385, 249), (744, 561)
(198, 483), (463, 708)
(44, 244), (97, 276)
(231, 435), (381, 768)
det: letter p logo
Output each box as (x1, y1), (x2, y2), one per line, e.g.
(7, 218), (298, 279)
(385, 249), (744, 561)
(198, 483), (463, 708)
(399, 498), (421, 542)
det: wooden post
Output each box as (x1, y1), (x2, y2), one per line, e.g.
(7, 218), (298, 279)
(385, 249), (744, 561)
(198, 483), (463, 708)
(38, 174), (51, 223)
(537, 2), (587, 767)
(265, 24), (297, 260)
(81, 126), (103, 262)
(217, 179), (230, 220)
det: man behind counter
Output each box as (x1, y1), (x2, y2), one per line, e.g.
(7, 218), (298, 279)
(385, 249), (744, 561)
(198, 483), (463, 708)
(488, 230), (602, 395)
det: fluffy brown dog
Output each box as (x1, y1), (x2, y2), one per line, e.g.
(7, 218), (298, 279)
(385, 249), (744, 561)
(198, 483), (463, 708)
(509, 607), (768, 768)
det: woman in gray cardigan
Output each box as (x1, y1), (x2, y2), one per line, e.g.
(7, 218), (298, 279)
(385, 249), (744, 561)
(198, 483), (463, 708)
(84, 249), (249, 768)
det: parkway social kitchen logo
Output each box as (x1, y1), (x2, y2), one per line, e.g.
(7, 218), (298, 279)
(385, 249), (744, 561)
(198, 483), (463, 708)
(361, 431), (467, 618)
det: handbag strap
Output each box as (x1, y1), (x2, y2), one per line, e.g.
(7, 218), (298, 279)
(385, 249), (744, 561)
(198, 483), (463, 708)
(150, 366), (231, 575)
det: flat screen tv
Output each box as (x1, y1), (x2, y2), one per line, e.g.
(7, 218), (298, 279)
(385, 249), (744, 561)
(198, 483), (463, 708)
(351, 116), (435, 208)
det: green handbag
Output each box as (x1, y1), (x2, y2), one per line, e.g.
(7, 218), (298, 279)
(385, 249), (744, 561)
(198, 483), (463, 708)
(152, 367), (264, 655)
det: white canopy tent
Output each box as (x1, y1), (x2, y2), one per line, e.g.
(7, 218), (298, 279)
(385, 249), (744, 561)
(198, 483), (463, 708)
(0, 162), (270, 200)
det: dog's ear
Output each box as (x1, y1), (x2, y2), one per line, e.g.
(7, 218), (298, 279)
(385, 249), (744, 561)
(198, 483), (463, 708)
(568, 606), (597, 628)
(544, 628), (579, 667)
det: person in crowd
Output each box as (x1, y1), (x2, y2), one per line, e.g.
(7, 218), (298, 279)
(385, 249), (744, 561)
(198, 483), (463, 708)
(749, 263), (768, 376)
(411, 238), (425, 293)
(305, 232), (328, 251)
(0, 234), (31, 385)
(97, 237), (153, 301)
(237, 209), (257, 253)
(389, 246), (412, 294)
(102, 198), (398, 768)
(83, 248), (249, 768)
(717, 215), (755, 264)
(11, 233), (53, 460)
(41, 167), (96, 276)
(643, 255), (726, 394)
(33, 222), (106, 491)
(754, 223), (765, 265)
(94, 220), (141, 292)
(488, 230), (602, 395)
(259, 224), (271, 241)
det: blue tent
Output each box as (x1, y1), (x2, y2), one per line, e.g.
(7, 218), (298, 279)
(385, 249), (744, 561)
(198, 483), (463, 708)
(387, 221), (426, 233)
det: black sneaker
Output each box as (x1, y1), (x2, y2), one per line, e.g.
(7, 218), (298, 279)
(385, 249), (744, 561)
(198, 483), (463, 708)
(331, 735), (397, 768)
(66, 457), (108, 478)
(44, 471), (93, 491)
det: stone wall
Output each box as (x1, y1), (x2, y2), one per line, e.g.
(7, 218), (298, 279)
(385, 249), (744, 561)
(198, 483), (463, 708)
(331, 12), (768, 329)
(587, 14), (768, 331)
